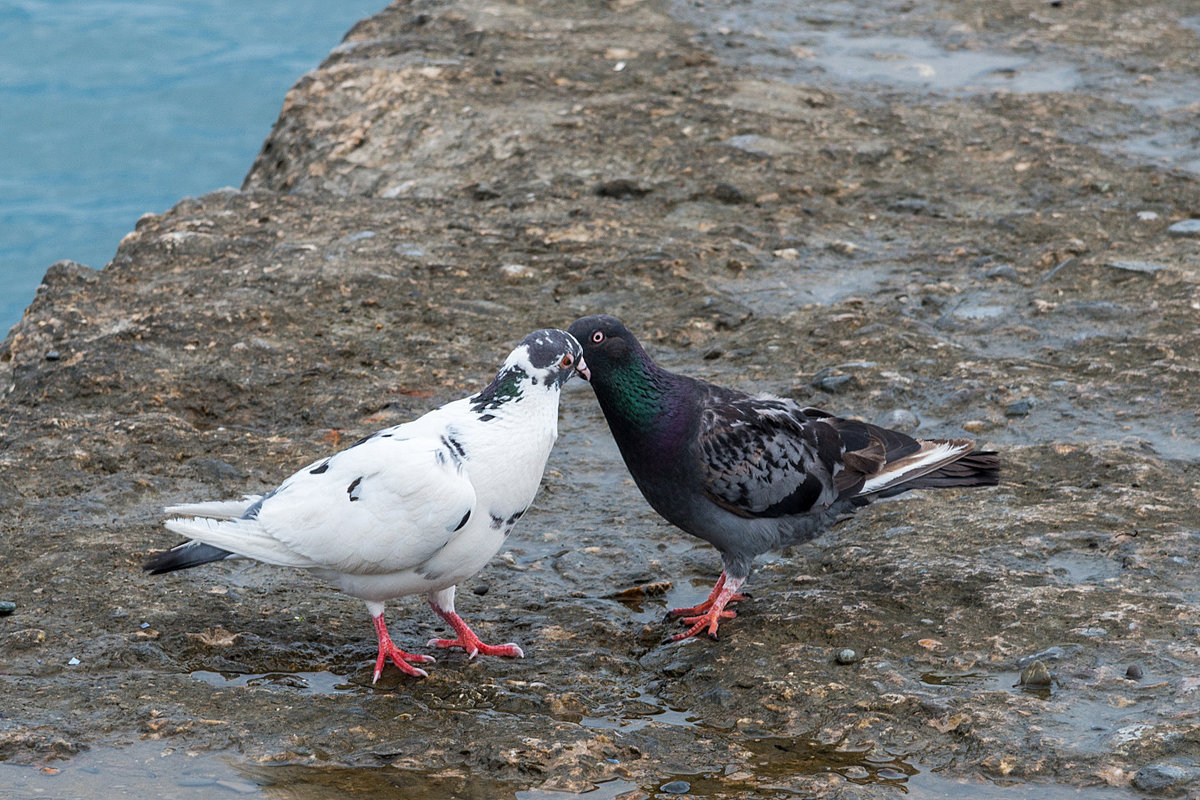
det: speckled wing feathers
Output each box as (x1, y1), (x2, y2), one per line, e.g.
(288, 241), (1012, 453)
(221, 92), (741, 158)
(695, 393), (842, 519)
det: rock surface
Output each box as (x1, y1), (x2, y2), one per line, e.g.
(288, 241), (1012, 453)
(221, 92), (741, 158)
(2, 0), (1199, 796)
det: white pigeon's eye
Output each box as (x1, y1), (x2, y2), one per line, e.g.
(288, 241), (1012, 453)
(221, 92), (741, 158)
(591, 331), (605, 344)
(560, 354), (574, 368)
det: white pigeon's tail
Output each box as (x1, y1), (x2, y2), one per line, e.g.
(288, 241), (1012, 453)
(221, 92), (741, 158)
(160, 516), (315, 570)
(163, 495), (264, 519)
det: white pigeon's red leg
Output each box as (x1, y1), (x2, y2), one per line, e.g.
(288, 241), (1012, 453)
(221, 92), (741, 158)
(427, 587), (524, 659)
(670, 573), (747, 641)
(668, 571), (748, 618)
(368, 603), (434, 682)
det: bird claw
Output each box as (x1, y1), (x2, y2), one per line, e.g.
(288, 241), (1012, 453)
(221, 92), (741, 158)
(373, 647), (434, 683)
(429, 637), (524, 659)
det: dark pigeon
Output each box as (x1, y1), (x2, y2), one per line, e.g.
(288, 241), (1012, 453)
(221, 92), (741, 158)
(567, 314), (999, 642)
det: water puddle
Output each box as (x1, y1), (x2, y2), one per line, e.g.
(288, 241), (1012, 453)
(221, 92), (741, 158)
(745, 734), (918, 784)
(581, 689), (700, 732)
(0, 725), (1140, 799)
(790, 30), (1079, 94)
(645, 757), (1131, 798)
(671, 0), (1200, 173)
(673, 0), (1079, 94)
(1044, 551), (1122, 585)
(191, 669), (357, 694)
(0, 741), (633, 800)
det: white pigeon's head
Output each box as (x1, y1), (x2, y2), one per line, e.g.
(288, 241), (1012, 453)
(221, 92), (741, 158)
(470, 329), (584, 415)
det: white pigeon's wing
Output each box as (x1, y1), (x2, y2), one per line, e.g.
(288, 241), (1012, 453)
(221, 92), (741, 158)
(250, 434), (478, 576)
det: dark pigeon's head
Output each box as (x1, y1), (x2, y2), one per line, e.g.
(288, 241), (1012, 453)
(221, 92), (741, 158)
(566, 315), (647, 383)
(504, 328), (585, 390)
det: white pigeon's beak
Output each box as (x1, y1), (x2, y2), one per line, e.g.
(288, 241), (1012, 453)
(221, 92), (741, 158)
(574, 356), (591, 382)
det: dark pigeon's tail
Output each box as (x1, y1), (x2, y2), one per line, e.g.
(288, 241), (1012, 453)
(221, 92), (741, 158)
(803, 408), (999, 501)
(870, 448), (1000, 498)
(143, 541), (233, 575)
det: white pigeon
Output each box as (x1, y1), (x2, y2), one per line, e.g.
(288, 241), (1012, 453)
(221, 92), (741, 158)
(145, 329), (584, 681)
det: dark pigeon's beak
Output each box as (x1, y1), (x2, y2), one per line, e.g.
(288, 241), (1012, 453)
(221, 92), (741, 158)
(574, 356), (591, 382)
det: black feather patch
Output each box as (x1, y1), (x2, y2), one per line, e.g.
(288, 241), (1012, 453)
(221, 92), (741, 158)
(310, 461), (330, 475)
(453, 509), (471, 531)
(347, 476), (363, 501)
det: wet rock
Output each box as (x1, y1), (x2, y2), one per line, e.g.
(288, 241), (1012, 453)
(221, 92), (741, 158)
(0, 600), (15, 617)
(44, 350), (61, 361)
(1166, 218), (1200, 237)
(594, 178), (650, 199)
(661, 660), (693, 678)
(1016, 646), (1071, 668)
(499, 263), (539, 282)
(835, 648), (859, 665)
(394, 243), (425, 258)
(188, 458), (246, 483)
(468, 182), (502, 200)
(1132, 763), (1197, 793)
(1005, 398), (1035, 417)
(887, 197), (931, 214)
(877, 408), (919, 432)
(812, 369), (856, 393)
(985, 264), (1020, 281)
(661, 780), (691, 794)
(1108, 260), (1167, 274)
(710, 182), (746, 204)
(5, 0), (1200, 791)
(1019, 660), (1052, 687)
(1125, 664), (1144, 681)
(3, 629), (46, 650)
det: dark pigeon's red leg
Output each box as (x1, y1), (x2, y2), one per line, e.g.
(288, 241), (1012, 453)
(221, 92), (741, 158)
(670, 573), (747, 641)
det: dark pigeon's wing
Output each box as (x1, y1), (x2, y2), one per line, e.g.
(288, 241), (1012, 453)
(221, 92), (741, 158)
(694, 393), (845, 519)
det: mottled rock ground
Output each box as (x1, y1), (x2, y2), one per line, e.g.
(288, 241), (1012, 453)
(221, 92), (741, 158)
(2, 0), (1198, 797)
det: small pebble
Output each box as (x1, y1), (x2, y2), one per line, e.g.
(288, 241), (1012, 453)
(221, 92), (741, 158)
(67, 656), (81, 666)
(961, 419), (988, 434)
(1166, 218), (1200, 237)
(815, 373), (855, 393)
(1133, 763), (1196, 793)
(1136, 210), (1158, 221)
(1108, 259), (1166, 274)
(877, 408), (919, 432)
(985, 264), (1020, 281)
(711, 182), (746, 204)
(45, 350), (61, 361)
(1005, 398), (1035, 417)
(661, 780), (691, 794)
(836, 648), (859, 665)
(0, 601), (16, 617)
(499, 263), (538, 281)
(1125, 664), (1144, 681)
(594, 178), (649, 199)
(1019, 660), (1052, 687)
(1017, 646), (1068, 667)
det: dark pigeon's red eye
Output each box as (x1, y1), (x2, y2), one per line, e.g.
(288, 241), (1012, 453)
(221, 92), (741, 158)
(591, 331), (604, 344)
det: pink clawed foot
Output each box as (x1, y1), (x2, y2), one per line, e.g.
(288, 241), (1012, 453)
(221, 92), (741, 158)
(669, 572), (747, 642)
(429, 605), (524, 660)
(372, 613), (435, 682)
(667, 571), (748, 618)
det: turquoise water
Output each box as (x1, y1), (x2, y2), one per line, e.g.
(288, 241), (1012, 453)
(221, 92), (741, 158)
(0, 0), (385, 337)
